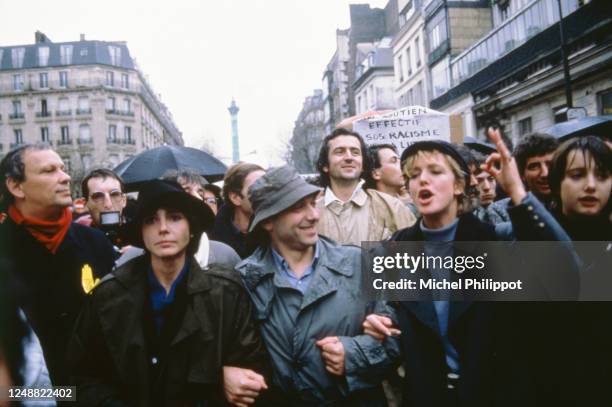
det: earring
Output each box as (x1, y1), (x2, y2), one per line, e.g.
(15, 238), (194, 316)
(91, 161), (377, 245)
(190, 234), (194, 238)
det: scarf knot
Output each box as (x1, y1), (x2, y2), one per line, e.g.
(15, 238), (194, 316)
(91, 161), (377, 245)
(8, 205), (73, 254)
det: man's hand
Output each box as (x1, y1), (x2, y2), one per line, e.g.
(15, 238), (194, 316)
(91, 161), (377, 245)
(363, 314), (401, 341)
(316, 336), (345, 376)
(223, 366), (267, 407)
(482, 127), (527, 205)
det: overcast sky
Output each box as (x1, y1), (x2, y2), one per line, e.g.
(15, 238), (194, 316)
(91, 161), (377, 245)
(3, 0), (389, 167)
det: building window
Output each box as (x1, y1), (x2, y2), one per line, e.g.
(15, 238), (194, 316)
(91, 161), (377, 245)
(398, 54), (404, 83)
(13, 74), (24, 91)
(106, 97), (116, 112)
(59, 71), (68, 87)
(499, 1), (510, 22)
(60, 126), (70, 143)
(63, 157), (72, 173)
(518, 117), (532, 136)
(108, 125), (117, 142)
(399, 0), (414, 27)
(41, 99), (49, 116)
(123, 98), (131, 113)
(124, 126), (132, 143)
(121, 73), (129, 89)
(415, 80), (423, 106)
(41, 127), (49, 143)
(58, 98), (70, 114)
(415, 36), (421, 68)
(60, 45), (73, 65)
(357, 96), (362, 114)
(431, 25), (442, 50)
(106, 71), (114, 86)
(79, 124), (91, 144)
(11, 48), (25, 68)
(77, 96), (90, 114)
(598, 89), (612, 115)
(82, 154), (92, 170)
(108, 46), (122, 66)
(38, 46), (50, 66)
(369, 84), (375, 107)
(431, 60), (450, 98)
(406, 47), (412, 76)
(14, 129), (23, 144)
(39, 72), (48, 88)
(12, 100), (22, 115)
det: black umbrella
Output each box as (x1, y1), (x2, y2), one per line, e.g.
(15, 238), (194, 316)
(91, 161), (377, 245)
(545, 115), (612, 141)
(463, 136), (496, 155)
(114, 145), (227, 190)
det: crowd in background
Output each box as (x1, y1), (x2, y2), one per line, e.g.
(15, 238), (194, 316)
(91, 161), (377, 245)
(0, 125), (610, 407)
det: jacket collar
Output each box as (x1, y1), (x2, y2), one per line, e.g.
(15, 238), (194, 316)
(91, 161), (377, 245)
(99, 255), (214, 378)
(237, 237), (352, 292)
(392, 213), (496, 331)
(323, 180), (367, 207)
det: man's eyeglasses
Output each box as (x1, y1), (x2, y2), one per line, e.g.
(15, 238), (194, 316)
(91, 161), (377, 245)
(90, 190), (124, 204)
(204, 197), (218, 206)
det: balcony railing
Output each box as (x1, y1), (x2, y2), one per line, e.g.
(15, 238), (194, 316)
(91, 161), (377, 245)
(57, 138), (73, 146)
(107, 138), (136, 145)
(36, 111), (52, 118)
(10, 142), (24, 149)
(106, 109), (134, 116)
(77, 138), (93, 145)
(76, 108), (92, 115)
(9, 113), (25, 120)
(56, 110), (72, 117)
(450, 0), (581, 87)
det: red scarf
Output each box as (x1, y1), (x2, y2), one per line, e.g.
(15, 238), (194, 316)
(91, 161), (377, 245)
(8, 205), (73, 254)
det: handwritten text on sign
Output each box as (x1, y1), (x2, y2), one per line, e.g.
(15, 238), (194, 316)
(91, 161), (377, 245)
(353, 106), (451, 150)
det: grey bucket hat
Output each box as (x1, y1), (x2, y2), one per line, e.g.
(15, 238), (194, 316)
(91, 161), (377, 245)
(248, 166), (321, 232)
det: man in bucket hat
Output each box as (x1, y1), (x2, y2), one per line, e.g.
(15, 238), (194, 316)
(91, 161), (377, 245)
(236, 165), (398, 406)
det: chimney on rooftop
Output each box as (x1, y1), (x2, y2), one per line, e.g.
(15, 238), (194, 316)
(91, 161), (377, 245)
(35, 31), (52, 44)
(80, 34), (86, 41)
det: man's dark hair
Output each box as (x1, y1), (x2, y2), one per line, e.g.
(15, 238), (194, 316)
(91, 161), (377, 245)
(364, 144), (397, 189)
(514, 133), (559, 175)
(81, 168), (125, 200)
(222, 162), (264, 205)
(549, 135), (612, 215)
(316, 128), (372, 188)
(161, 169), (208, 188)
(0, 143), (53, 210)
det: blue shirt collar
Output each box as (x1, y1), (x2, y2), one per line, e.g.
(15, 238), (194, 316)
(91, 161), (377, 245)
(270, 241), (320, 291)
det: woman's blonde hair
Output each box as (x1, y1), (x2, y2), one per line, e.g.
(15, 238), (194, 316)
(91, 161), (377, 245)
(403, 149), (472, 215)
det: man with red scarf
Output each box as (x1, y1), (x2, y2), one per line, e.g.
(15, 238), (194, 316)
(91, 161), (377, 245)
(0, 144), (115, 385)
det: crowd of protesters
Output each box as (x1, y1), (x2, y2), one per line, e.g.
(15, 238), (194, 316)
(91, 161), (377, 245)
(0, 123), (609, 407)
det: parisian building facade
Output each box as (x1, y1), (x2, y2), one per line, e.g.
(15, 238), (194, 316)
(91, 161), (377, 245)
(0, 32), (183, 189)
(294, 0), (609, 151)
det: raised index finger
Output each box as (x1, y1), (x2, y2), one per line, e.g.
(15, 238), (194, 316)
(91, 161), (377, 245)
(487, 127), (511, 161)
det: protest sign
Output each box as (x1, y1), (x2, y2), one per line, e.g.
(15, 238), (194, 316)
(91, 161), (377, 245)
(353, 106), (463, 151)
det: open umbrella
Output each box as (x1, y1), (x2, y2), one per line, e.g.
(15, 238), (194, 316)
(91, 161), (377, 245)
(114, 145), (227, 191)
(463, 136), (496, 155)
(545, 115), (612, 141)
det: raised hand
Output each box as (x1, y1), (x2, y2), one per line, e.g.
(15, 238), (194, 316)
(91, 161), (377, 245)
(481, 128), (527, 205)
(316, 336), (346, 376)
(223, 366), (268, 407)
